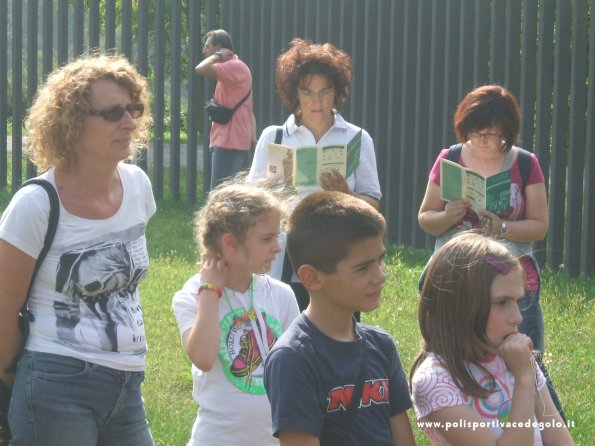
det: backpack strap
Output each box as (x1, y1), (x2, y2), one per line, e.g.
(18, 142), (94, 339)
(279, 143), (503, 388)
(445, 143), (463, 162)
(516, 148), (533, 192)
(5, 179), (60, 374)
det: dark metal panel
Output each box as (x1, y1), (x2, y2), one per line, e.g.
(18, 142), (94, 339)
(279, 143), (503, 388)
(441, 0), (460, 149)
(504, 0), (521, 97)
(11, 0), (22, 189)
(42, 0), (53, 76)
(564, 0), (588, 276)
(105, 0), (116, 51)
(547, 0), (571, 271)
(412, 0), (433, 248)
(473, 0), (490, 86)
(397, 0), (417, 245)
(0, 0), (7, 187)
(489, 0), (506, 85)
(520, 0), (538, 150)
(423, 0), (447, 249)
(582, 0), (595, 276)
(152, 0), (166, 199)
(383, 0), (404, 244)
(202, 0), (217, 193)
(26, 0), (38, 178)
(457, 0), (474, 101)
(121, 0), (133, 59)
(57, 0), (68, 65)
(532, 0), (555, 267)
(135, 0), (149, 172)
(169, 0), (182, 199)
(186, 0), (202, 203)
(88, 0), (100, 49)
(73, 0), (84, 57)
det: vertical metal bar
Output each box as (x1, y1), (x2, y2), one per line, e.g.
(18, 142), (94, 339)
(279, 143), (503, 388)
(89, 0), (100, 50)
(121, 0), (133, 59)
(532, 0), (555, 267)
(504, 0), (521, 96)
(547, 0), (571, 271)
(57, 0), (68, 65)
(473, 0), (490, 86)
(186, 0), (202, 203)
(412, 0), (432, 247)
(489, 0), (506, 84)
(73, 0), (84, 57)
(153, 0), (166, 199)
(582, 0), (595, 276)
(564, 0), (588, 276)
(520, 0), (538, 150)
(136, 0), (149, 172)
(105, 0), (116, 51)
(42, 0), (53, 77)
(26, 0), (39, 178)
(11, 0), (23, 189)
(0, 0), (7, 187)
(170, 0), (182, 199)
(457, 0), (474, 100)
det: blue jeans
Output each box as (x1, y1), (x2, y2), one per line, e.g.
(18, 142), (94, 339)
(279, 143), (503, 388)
(210, 147), (248, 189)
(518, 289), (566, 422)
(9, 351), (154, 446)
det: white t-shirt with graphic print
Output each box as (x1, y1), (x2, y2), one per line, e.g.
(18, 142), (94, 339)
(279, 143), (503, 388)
(0, 163), (156, 371)
(172, 273), (299, 446)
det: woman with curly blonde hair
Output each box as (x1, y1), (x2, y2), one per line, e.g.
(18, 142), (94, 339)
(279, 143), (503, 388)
(0, 52), (156, 445)
(248, 38), (381, 312)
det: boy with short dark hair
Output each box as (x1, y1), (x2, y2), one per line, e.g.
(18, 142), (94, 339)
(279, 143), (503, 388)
(264, 191), (416, 446)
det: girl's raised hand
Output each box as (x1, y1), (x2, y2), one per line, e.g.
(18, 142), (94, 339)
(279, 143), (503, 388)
(199, 257), (228, 290)
(319, 169), (350, 194)
(499, 332), (535, 380)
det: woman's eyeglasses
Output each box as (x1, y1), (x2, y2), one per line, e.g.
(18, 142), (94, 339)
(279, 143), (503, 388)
(88, 103), (145, 122)
(469, 130), (503, 142)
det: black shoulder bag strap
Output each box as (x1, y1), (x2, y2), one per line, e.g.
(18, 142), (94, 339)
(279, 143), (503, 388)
(276, 127), (296, 284)
(326, 328), (368, 446)
(5, 179), (60, 374)
(231, 89), (252, 112)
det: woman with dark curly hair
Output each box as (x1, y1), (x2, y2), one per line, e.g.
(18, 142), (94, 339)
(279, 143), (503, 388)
(0, 53), (155, 445)
(248, 38), (381, 311)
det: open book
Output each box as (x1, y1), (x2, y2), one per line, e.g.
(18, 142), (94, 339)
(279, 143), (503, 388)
(440, 158), (511, 214)
(266, 130), (362, 188)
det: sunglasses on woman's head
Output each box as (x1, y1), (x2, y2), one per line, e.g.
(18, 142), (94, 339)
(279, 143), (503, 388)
(88, 103), (145, 122)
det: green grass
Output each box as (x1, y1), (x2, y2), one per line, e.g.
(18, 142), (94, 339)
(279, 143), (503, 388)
(1, 188), (592, 445)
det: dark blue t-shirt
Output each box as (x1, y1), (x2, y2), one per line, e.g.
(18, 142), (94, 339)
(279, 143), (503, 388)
(264, 313), (412, 445)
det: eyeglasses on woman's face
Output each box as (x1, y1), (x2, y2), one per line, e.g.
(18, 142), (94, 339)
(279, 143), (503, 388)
(469, 130), (503, 142)
(88, 103), (145, 122)
(298, 87), (335, 101)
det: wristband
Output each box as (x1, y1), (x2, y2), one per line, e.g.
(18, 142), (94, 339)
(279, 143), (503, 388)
(198, 283), (223, 298)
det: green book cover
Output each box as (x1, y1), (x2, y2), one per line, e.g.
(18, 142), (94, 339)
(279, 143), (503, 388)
(440, 158), (511, 214)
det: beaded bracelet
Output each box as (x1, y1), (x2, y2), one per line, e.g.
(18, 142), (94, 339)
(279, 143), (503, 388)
(198, 283), (223, 299)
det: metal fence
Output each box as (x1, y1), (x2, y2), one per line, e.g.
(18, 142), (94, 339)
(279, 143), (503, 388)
(1, 0), (594, 276)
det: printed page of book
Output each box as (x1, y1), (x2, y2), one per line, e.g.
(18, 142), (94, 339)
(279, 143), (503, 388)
(267, 143), (295, 185)
(319, 145), (347, 178)
(440, 159), (465, 202)
(465, 170), (487, 213)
